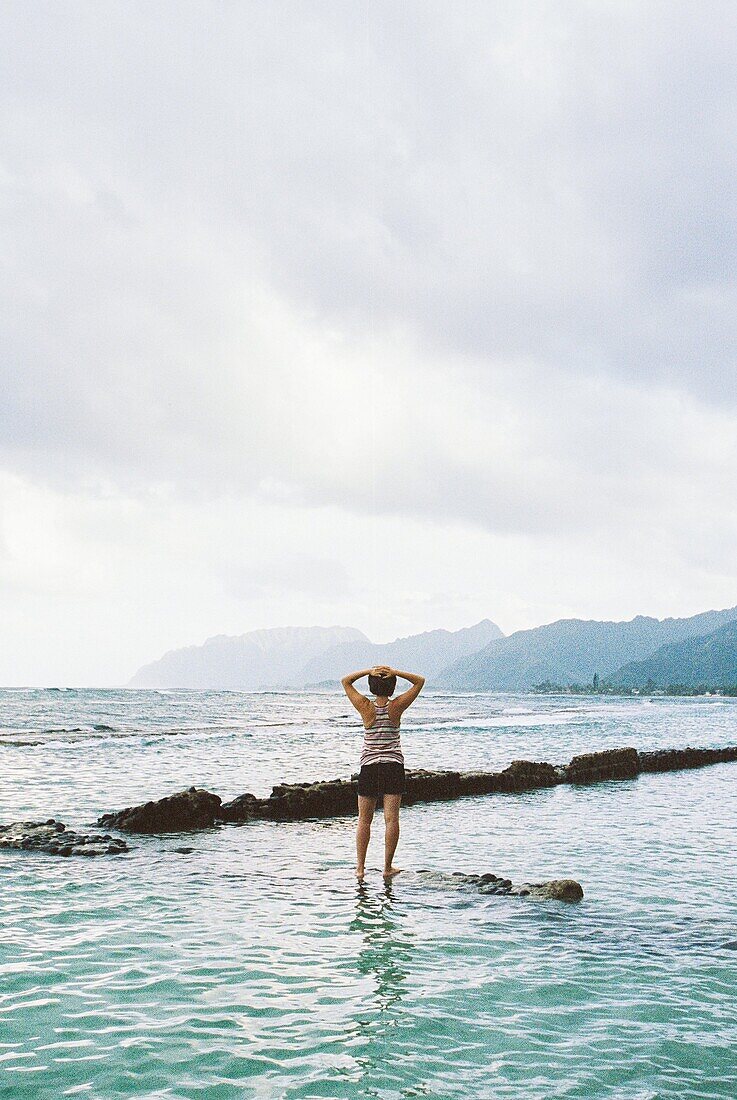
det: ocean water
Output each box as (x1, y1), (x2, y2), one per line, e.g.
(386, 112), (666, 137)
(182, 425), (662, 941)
(1, 689), (736, 1099)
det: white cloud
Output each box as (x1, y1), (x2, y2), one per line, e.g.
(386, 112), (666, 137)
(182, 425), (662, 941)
(1, 1), (736, 682)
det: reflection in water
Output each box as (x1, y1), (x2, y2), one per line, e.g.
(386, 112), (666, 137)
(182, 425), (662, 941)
(351, 881), (413, 1015)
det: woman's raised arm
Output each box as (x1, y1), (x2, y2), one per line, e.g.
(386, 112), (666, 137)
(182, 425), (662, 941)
(341, 668), (374, 686)
(387, 669), (426, 715)
(341, 668), (375, 716)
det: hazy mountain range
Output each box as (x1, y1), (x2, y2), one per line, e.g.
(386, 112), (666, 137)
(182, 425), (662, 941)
(128, 605), (737, 691)
(128, 620), (502, 689)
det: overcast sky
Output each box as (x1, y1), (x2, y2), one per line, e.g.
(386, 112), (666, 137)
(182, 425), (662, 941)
(1, 1), (736, 685)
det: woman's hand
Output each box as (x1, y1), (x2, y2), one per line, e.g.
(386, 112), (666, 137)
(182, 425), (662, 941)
(371, 665), (394, 677)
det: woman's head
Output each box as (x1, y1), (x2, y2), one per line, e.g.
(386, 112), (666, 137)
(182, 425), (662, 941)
(368, 673), (397, 697)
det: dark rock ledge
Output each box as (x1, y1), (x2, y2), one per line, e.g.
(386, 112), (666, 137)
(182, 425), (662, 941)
(97, 788), (222, 834)
(92, 744), (737, 835)
(5, 745), (736, 859)
(0, 820), (128, 857)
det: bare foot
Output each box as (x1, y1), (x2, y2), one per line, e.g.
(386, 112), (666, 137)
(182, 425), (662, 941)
(383, 866), (403, 879)
(355, 866), (366, 879)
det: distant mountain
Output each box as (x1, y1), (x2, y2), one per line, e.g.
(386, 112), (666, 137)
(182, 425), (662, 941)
(610, 621), (737, 688)
(128, 620), (502, 690)
(435, 606), (737, 691)
(298, 619), (502, 685)
(128, 625), (369, 689)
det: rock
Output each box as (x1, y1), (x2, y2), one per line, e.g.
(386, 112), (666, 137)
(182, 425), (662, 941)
(416, 868), (583, 902)
(454, 761), (560, 797)
(457, 771), (505, 796)
(221, 778), (363, 823)
(497, 760), (559, 791)
(639, 746), (737, 773)
(566, 747), (640, 784)
(510, 878), (584, 901)
(218, 792), (260, 823)
(97, 786), (222, 833)
(0, 820), (129, 857)
(403, 769), (463, 804)
(261, 777), (359, 820)
(95, 741), (737, 834)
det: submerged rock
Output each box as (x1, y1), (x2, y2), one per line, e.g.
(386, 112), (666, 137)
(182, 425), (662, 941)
(97, 786), (222, 833)
(416, 868), (583, 902)
(509, 878), (584, 901)
(0, 819), (128, 857)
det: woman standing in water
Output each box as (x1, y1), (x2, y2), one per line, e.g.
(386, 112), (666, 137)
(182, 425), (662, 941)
(341, 664), (426, 881)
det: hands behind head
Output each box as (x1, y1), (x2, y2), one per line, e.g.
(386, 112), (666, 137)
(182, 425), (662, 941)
(371, 665), (394, 678)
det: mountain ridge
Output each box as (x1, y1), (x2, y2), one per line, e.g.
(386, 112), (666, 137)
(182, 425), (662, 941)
(609, 620), (737, 688)
(128, 620), (502, 690)
(435, 606), (737, 691)
(128, 605), (737, 691)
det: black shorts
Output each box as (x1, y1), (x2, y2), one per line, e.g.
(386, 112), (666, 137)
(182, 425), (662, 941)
(357, 761), (406, 797)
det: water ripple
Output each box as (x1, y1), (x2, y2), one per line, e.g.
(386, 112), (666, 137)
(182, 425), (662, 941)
(2, 691), (737, 1098)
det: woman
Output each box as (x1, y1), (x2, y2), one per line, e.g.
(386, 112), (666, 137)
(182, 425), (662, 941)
(341, 664), (426, 881)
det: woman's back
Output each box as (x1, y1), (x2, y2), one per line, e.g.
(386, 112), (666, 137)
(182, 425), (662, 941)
(359, 702), (403, 767)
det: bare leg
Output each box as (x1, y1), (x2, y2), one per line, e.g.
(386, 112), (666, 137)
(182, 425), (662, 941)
(382, 793), (402, 878)
(356, 795), (376, 878)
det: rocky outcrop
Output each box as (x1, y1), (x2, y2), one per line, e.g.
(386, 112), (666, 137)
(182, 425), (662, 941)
(566, 747), (639, 784)
(218, 761), (559, 822)
(495, 759), (560, 791)
(93, 742), (737, 832)
(416, 869), (584, 902)
(404, 769), (462, 804)
(97, 786), (221, 833)
(639, 745), (737, 772)
(221, 778), (358, 822)
(218, 792), (261, 822)
(0, 820), (128, 856)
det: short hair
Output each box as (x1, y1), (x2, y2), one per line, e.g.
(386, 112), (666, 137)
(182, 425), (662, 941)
(368, 673), (397, 697)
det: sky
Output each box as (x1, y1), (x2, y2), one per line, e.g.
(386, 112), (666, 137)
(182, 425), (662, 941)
(1, 1), (736, 685)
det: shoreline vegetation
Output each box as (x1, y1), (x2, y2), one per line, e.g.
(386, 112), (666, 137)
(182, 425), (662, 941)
(532, 677), (737, 697)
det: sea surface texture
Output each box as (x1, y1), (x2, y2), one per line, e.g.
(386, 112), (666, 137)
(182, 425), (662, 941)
(2, 689), (736, 1099)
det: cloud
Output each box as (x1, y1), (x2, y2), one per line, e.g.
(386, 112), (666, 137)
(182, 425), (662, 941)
(1, 2), (736, 681)
(222, 554), (354, 601)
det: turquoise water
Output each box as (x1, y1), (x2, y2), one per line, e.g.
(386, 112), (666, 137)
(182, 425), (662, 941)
(2, 690), (737, 1099)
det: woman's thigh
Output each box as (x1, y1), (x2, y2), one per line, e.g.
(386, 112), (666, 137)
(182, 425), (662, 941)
(382, 793), (401, 820)
(358, 794), (377, 821)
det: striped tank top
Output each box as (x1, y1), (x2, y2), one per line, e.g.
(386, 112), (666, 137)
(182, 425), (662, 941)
(359, 703), (404, 768)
